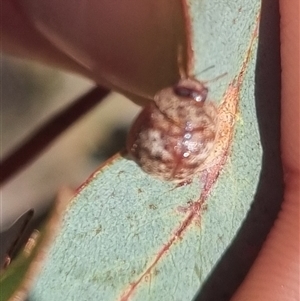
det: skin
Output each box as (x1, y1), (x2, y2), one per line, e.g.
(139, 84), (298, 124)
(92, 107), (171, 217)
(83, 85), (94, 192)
(231, 0), (300, 299)
(2, 0), (299, 299)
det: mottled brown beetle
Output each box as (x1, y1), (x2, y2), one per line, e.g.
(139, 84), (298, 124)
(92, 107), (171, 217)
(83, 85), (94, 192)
(127, 76), (219, 183)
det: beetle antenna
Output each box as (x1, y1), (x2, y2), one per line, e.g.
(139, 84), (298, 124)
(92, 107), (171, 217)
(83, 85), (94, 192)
(196, 65), (215, 75)
(202, 72), (228, 84)
(195, 66), (227, 83)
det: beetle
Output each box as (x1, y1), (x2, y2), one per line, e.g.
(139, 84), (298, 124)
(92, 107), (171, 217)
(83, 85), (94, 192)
(127, 77), (218, 183)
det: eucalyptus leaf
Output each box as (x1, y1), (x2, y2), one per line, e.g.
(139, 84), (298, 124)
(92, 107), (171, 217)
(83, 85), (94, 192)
(7, 0), (265, 300)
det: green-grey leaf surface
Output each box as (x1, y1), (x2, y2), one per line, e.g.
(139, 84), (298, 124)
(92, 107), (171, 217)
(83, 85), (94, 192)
(25, 1), (262, 300)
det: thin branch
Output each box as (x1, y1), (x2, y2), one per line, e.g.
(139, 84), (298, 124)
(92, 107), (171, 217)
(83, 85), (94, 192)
(0, 86), (110, 185)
